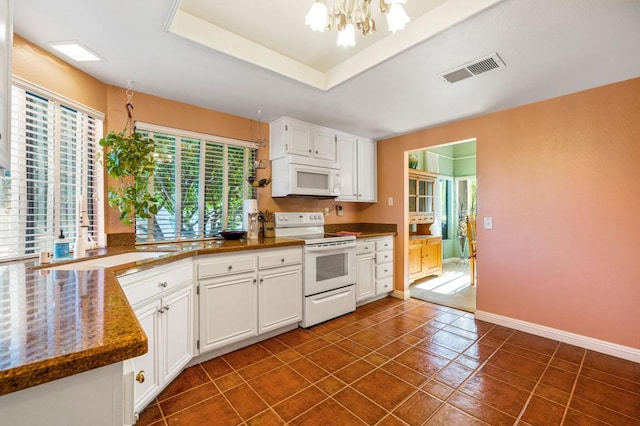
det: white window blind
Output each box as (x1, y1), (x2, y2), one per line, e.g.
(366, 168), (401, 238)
(135, 123), (256, 243)
(0, 85), (103, 260)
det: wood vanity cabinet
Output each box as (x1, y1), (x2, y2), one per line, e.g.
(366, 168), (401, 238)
(408, 236), (442, 283)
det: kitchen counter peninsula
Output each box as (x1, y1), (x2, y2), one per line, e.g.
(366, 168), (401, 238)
(0, 237), (303, 396)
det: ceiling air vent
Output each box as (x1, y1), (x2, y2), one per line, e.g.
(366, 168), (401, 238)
(441, 53), (505, 84)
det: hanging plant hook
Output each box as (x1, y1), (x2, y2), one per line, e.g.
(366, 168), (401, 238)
(125, 80), (135, 132)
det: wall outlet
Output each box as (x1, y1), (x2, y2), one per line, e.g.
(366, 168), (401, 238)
(483, 216), (493, 229)
(324, 207), (330, 216)
(336, 205), (343, 217)
(388, 197), (393, 206)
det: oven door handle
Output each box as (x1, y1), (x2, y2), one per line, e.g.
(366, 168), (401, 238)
(304, 241), (356, 253)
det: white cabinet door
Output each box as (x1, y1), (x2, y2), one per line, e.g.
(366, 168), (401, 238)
(287, 121), (313, 157)
(337, 133), (358, 201)
(132, 300), (161, 414)
(313, 128), (337, 162)
(199, 273), (258, 353)
(258, 265), (302, 333)
(357, 138), (377, 202)
(356, 254), (376, 301)
(162, 285), (193, 384)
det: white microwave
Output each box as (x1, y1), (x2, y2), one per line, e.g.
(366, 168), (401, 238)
(271, 157), (341, 197)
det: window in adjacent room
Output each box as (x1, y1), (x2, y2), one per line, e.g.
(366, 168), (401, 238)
(0, 82), (104, 261)
(134, 123), (256, 243)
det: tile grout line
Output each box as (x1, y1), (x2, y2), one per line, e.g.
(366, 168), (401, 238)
(423, 324), (516, 425)
(559, 348), (587, 425)
(513, 342), (562, 424)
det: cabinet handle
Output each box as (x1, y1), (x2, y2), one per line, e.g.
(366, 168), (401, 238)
(253, 278), (257, 284)
(136, 371), (145, 383)
(159, 281), (168, 288)
(260, 278), (264, 284)
(285, 143), (288, 150)
(359, 194), (362, 197)
(281, 258), (285, 263)
(315, 150), (318, 154)
(228, 265), (233, 271)
(308, 149), (312, 153)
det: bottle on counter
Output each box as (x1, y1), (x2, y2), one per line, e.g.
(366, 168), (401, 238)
(53, 228), (70, 260)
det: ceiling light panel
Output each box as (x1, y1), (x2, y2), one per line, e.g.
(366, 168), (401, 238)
(49, 41), (103, 62)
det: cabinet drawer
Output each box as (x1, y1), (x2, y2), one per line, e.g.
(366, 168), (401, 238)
(375, 239), (393, 252)
(376, 264), (393, 279)
(376, 251), (393, 265)
(119, 260), (192, 306)
(258, 248), (302, 270)
(198, 255), (256, 279)
(356, 241), (375, 255)
(376, 277), (393, 294)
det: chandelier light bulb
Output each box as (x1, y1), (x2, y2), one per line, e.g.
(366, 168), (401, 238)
(386, 3), (410, 33)
(337, 23), (356, 47)
(305, 1), (328, 32)
(305, 0), (411, 46)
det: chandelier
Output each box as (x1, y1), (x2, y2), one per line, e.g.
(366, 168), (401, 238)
(305, 0), (410, 47)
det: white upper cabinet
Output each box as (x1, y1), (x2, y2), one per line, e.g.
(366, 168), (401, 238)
(0, 0), (12, 172)
(270, 117), (337, 165)
(337, 133), (358, 200)
(337, 134), (377, 203)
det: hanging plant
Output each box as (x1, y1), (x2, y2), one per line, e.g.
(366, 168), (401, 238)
(99, 85), (157, 225)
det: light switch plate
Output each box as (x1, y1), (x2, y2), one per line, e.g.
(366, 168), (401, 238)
(483, 217), (493, 229)
(388, 197), (393, 206)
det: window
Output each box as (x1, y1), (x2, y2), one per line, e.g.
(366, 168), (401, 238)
(0, 82), (103, 261)
(438, 177), (452, 239)
(135, 123), (256, 243)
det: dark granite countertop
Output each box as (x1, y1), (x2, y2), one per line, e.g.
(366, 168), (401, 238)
(0, 237), (303, 396)
(325, 223), (397, 238)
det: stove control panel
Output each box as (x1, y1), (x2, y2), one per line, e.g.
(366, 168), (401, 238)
(274, 212), (325, 227)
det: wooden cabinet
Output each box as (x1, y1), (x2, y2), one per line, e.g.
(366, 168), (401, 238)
(408, 236), (442, 283)
(270, 117), (337, 164)
(408, 239), (427, 281)
(197, 247), (302, 354)
(425, 237), (443, 276)
(337, 134), (376, 202)
(0, 0), (12, 171)
(408, 170), (436, 224)
(119, 260), (194, 416)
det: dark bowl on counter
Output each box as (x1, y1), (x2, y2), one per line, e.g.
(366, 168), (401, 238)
(219, 230), (246, 240)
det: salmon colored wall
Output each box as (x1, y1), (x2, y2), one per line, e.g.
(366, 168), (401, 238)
(366, 78), (640, 349)
(12, 35), (107, 114)
(12, 33), (364, 235)
(105, 86), (365, 233)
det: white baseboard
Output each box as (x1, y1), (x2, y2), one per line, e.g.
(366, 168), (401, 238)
(443, 257), (460, 264)
(475, 310), (640, 363)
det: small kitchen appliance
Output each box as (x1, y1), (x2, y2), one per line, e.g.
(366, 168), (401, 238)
(243, 199), (259, 240)
(274, 212), (356, 327)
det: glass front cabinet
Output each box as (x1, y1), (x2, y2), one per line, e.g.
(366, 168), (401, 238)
(408, 170), (436, 224)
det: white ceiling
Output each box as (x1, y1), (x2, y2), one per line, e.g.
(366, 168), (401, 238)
(13, 0), (640, 140)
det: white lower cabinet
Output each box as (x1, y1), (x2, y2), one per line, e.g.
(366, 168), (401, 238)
(356, 236), (394, 304)
(356, 240), (376, 301)
(197, 247), (302, 354)
(119, 260), (194, 418)
(199, 272), (258, 352)
(259, 265), (302, 334)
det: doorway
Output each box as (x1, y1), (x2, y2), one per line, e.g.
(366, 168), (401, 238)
(408, 140), (477, 312)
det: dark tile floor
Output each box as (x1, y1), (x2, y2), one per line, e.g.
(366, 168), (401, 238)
(137, 297), (640, 425)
